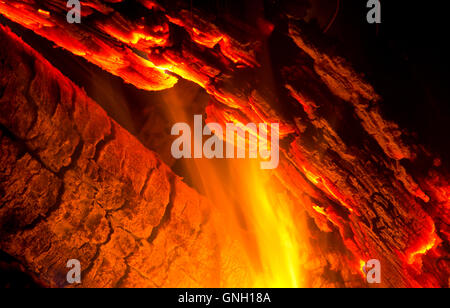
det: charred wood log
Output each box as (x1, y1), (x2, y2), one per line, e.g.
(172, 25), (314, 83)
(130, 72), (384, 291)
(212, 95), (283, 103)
(0, 25), (221, 288)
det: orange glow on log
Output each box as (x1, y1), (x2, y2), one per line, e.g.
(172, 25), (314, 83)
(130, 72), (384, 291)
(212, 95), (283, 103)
(37, 9), (50, 16)
(406, 223), (440, 265)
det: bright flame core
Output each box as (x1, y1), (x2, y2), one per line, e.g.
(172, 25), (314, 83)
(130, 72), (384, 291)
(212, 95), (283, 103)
(240, 161), (306, 287)
(162, 88), (310, 288)
(193, 159), (308, 288)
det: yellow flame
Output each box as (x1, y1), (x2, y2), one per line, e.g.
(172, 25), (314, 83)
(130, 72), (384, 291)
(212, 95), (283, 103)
(161, 86), (310, 287)
(243, 161), (304, 287)
(37, 9), (49, 16)
(195, 159), (308, 287)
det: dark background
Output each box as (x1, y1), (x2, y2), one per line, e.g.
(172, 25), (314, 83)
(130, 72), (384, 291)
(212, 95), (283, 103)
(318, 0), (450, 161)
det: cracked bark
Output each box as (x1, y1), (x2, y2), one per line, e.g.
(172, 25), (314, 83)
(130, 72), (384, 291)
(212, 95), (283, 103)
(0, 25), (220, 288)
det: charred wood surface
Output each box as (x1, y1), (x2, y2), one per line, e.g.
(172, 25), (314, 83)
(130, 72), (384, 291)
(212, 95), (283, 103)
(0, 26), (220, 287)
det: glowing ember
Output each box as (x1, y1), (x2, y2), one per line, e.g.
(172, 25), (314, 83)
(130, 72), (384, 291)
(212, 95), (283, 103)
(37, 9), (50, 16)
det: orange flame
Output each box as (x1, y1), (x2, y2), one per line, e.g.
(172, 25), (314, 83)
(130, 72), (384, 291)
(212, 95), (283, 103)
(161, 89), (310, 287)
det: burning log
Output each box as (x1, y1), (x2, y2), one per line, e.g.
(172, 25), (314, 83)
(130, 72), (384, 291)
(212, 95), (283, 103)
(0, 25), (222, 287)
(0, 0), (448, 287)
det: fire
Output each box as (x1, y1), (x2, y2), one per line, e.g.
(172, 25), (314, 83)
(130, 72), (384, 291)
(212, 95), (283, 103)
(236, 161), (305, 287)
(406, 222), (439, 265)
(407, 237), (437, 265)
(0, 2), (178, 91)
(161, 90), (310, 288)
(1, 0), (447, 288)
(37, 9), (50, 16)
(313, 205), (327, 216)
(301, 164), (354, 213)
(0, 1), (311, 287)
(359, 260), (366, 278)
(203, 159), (309, 287)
